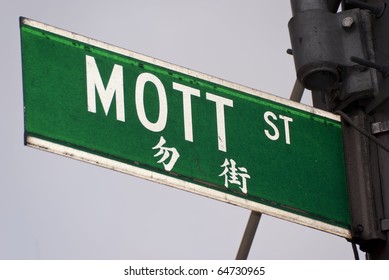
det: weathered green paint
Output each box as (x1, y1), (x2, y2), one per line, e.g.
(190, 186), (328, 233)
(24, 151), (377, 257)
(20, 19), (350, 234)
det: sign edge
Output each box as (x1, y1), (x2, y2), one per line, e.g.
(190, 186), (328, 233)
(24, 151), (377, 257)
(20, 17), (341, 122)
(26, 135), (351, 239)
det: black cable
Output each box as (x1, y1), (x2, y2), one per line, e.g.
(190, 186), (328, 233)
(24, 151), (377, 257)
(336, 110), (389, 153)
(351, 242), (360, 260)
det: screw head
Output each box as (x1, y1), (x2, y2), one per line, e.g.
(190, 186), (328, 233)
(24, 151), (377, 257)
(342, 17), (354, 28)
(353, 224), (364, 235)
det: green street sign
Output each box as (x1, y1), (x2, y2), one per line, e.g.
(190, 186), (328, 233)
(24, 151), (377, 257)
(20, 18), (351, 238)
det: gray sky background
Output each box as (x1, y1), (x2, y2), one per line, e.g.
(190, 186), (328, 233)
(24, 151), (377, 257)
(1, 0), (361, 259)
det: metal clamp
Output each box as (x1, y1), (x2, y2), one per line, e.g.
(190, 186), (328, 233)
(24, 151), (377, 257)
(381, 219), (389, 232)
(371, 121), (389, 135)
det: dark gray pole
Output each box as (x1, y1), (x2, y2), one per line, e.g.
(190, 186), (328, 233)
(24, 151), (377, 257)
(236, 211), (262, 260)
(290, 79), (304, 103)
(365, 0), (389, 259)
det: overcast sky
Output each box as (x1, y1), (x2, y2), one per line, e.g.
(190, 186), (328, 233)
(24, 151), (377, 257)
(1, 0), (361, 259)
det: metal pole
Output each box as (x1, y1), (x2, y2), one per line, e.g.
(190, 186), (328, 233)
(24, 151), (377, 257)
(367, 107), (389, 259)
(236, 211), (262, 260)
(289, 0), (389, 259)
(290, 79), (304, 102)
(357, 0), (389, 260)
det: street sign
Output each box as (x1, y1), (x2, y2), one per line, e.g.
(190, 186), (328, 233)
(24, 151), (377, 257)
(20, 18), (351, 238)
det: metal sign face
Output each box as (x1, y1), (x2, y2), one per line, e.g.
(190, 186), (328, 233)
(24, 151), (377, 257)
(20, 18), (351, 238)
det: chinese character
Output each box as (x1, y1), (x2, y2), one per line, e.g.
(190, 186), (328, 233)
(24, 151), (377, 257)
(152, 136), (180, 172)
(219, 158), (250, 194)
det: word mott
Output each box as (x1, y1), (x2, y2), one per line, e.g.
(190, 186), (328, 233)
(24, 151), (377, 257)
(85, 55), (294, 154)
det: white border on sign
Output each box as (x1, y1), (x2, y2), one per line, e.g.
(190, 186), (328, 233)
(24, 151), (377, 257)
(27, 136), (351, 239)
(21, 17), (340, 122)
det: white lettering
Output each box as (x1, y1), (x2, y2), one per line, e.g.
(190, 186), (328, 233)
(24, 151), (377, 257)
(264, 111), (279, 141)
(135, 72), (168, 132)
(279, 115), (293, 145)
(264, 111), (293, 144)
(85, 59), (238, 150)
(172, 82), (200, 142)
(206, 93), (233, 152)
(86, 55), (125, 121)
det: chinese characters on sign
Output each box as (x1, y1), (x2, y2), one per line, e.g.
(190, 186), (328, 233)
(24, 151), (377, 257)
(152, 136), (180, 172)
(219, 159), (250, 194)
(152, 139), (251, 194)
